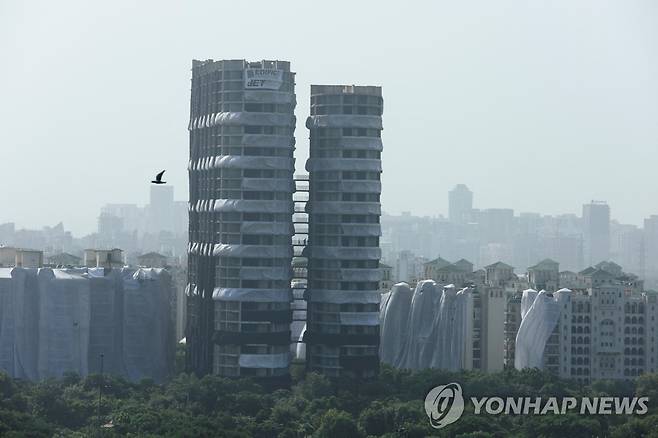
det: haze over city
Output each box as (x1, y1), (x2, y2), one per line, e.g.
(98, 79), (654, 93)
(4, 2), (658, 436)
(1, 0), (657, 234)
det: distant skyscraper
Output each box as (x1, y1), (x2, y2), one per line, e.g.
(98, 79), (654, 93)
(149, 185), (175, 233)
(186, 59), (295, 380)
(304, 84), (383, 378)
(449, 184), (473, 223)
(582, 201), (610, 267)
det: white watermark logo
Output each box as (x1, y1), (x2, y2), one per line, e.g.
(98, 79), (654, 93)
(425, 383), (649, 429)
(424, 383), (465, 429)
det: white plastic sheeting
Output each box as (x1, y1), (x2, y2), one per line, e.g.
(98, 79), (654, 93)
(212, 155), (294, 170)
(429, 285), (472, 370)
(0, 268), (39, 380)
(212, 287), (292, 302)
(291, 281), (307, 358)
(0, 267), (173, 382)
(399, 281), (440, 369)
(189, 112), (295, 130)
(379, 283), (412, 367)
(37, 269), (91, 379)
(122, 268), (173, 383)
(213, 199), (294, 214)
(213, 244), (293, 258)
(520, 288), (538, 319)
(0, 269), (14, 375)
(381, 281), (473, 371)
(306, 115), (383, 129)
(514, 289), (571, 370)
(87, 270), (122, 375)
(295, 324), (306, 360)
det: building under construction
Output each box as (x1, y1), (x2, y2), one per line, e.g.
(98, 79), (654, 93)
(186, 59), (296, 380)
(303, 85), (384, 378)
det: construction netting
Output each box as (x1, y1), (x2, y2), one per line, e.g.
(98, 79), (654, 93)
(0, 267), (173, 382)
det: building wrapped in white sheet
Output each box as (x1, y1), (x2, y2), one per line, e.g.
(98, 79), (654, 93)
(0, 267), (173, 381)
(380, 279), (505, 373)
(513, 271), (658, 382)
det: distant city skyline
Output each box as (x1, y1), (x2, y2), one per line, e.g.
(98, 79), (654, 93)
(0, 184), (652, 237)
(2, 1), (657, 234)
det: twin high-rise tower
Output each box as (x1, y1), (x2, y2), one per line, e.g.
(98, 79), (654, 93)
(186, 60), (383, 380)
(304, 85), (384, 378)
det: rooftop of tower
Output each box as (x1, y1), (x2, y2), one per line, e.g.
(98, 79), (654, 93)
(310, 84), (381, 96)
(191, 59), (292, 73)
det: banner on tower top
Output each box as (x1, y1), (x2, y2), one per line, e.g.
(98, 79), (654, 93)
(244, 69), (284, 90)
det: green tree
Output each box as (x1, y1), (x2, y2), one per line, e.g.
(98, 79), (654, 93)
(636, 373), (658, 406)
(313, 409), (362, 438)
(358, 400), (396, 436)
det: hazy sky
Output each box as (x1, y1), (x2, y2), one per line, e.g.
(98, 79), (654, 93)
(1, 0), (657, 235)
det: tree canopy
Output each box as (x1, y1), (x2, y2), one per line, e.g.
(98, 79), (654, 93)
(0, 365), (657, 437)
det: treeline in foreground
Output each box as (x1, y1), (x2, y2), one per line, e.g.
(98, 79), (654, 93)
(2, 365), (658, 437)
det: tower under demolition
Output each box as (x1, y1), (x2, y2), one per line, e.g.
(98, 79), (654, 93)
(187, 59), (295, 379)
(304, 85), (384, 378)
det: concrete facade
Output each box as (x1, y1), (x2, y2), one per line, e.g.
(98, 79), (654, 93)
(186, 59), (295, 380)
(304, 84), (383, 378)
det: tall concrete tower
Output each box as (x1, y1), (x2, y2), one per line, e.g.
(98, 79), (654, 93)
(304, 85), (383, 378)
(186, 59), (295, 381)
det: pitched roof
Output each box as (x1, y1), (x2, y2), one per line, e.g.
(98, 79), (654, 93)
(595, 261), (623, 275)
(424, 257), (451, 267)
(595, 260), (622, 270)
(579, 266), (597, 275)
(453, 259), (474, 272)
(485, 261), (514, 270)
(528, 258), (559, 270)
(435, 264), (466, 273)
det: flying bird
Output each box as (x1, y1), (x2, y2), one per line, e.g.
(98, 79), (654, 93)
(151, 170), (166, 184)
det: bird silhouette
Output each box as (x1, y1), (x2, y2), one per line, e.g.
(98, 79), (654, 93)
(151, 170), (166, 184)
